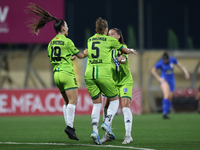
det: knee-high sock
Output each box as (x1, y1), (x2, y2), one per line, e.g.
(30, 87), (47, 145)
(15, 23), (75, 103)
(103, 108), (107, 123)
(122, 107), (132, 137)
(163, 98), (168, 115)
(91, 103), (102, 134)
(167, 101), (172, 114)
(63, 104), (67, 126)
(66, 104), (76, 128)
(104, 99), (119, 127)
(103, 108), (112, 128)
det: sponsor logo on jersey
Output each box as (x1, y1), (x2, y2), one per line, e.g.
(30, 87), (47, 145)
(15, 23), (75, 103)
(52, 41), (64, 45)
(89, 59), (102, 64)
(165, 69), (173, 75)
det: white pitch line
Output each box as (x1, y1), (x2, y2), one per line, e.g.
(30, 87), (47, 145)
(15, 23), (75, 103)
(0, 142), (155, 150)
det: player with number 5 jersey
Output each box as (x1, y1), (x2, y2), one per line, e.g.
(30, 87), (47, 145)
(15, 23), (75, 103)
(26, 3), (88, 141)
(84, 17), (137, 145)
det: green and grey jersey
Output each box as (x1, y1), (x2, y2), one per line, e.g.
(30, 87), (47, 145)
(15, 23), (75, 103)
(84, 33), (123, 79)
(47, 35), (80, 75)
(111, 45), (133, 85)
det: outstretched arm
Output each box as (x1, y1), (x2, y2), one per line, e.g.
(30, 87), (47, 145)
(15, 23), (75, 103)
(75, 49), (88, 59)
(121, 47), (137, 55)
(151, 67), (165, 83)
(176, 62), (190, 79)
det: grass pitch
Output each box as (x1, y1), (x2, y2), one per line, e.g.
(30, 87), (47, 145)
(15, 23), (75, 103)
(0, 113), (199, 150)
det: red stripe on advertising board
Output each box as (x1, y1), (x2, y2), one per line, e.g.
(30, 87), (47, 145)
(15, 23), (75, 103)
(0, 88), (95, 116)
(0, 88), (142, 116)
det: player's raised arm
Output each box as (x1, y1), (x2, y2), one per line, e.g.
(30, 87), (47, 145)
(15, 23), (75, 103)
(121, 47), (137, 55)
(176, 61), (190, 79)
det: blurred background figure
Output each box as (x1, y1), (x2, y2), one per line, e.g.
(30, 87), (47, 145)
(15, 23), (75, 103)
(151, 52), (190, 119)
(195, 86), (200, 113)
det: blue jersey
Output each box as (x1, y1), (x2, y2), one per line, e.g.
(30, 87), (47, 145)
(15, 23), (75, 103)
(154, 57), (177, 92)
(154, 57), (177, 80)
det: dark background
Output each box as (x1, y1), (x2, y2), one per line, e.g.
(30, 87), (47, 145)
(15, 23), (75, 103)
(65, 0), (200, 49)
(1, 0), (200, 50)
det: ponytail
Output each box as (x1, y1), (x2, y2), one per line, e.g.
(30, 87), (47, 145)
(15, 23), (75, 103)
(25, 3), (63, 35)
(162, 52), (169, 60)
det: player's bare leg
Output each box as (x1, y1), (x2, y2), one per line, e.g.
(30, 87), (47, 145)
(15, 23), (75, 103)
(160, 81), (170, 119)
(64, 89), (79, 141)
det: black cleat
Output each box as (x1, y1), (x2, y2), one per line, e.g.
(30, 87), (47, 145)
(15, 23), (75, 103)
(64, 126), (79, 141)
(163, 114), (170, 119)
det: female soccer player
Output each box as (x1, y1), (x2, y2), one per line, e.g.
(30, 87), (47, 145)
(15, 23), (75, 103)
(26, 3), (88, 141)
(84, 17), (137, 145)
(101, 28), (134, 144)
(151, 52), (190, 119)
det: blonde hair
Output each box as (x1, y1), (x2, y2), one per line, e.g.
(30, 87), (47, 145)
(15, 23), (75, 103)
(95, 17), (108, 34)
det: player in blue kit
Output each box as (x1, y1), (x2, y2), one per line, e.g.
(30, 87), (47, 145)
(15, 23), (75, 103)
(151, 52), (190, 119)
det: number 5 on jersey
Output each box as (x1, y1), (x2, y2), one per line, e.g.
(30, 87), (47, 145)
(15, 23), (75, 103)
(91, 42), (100, 58)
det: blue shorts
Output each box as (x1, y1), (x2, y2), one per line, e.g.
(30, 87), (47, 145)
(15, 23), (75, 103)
(165, 77), (175, 92)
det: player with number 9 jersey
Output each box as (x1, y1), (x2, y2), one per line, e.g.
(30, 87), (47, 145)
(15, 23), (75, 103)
(47, 35), (81, 91)
(26, 3), (88, 141)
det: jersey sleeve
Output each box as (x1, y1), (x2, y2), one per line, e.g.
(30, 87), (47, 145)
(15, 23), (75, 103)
(67, 39), (80, 56)
(109, 36), (123, 50)
(171, 57), (178, 64)
(47, 42), (52, 58)
(154, 60), (162, 69)
(119, 45), (128, 60)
